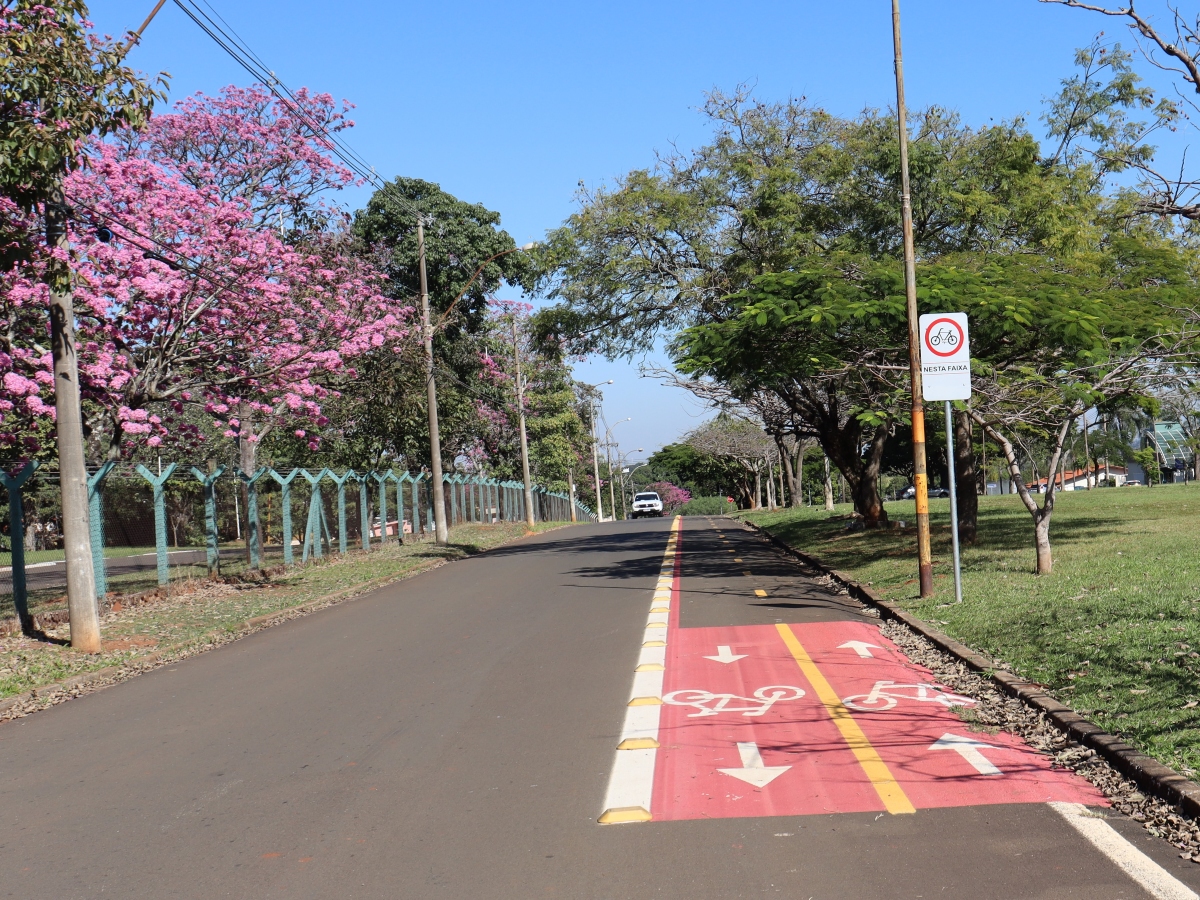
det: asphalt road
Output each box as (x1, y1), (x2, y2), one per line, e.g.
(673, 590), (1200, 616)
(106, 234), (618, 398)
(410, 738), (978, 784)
(3, 546), (272, 595)
(1, 517), (1198, 898)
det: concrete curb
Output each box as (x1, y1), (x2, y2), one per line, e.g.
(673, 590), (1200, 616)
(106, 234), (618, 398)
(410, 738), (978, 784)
(740, 516), (1200, 820)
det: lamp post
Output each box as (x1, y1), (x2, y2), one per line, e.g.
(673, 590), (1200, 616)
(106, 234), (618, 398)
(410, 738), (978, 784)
(603, 418), (631, 521)
(421, 235), (533, 544)
(582, 381), (612, 521)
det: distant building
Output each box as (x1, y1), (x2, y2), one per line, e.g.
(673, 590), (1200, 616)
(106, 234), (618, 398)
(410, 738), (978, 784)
(1026, 465), (1129, 493)
(1141, 421), (1193, 483)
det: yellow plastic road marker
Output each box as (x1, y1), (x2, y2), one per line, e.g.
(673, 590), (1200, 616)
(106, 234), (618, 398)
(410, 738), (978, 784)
(742, 570), (753, 577)
(754, 589), (767, 598)
(600, 515), (684, 824)
(734, 558), (743, 563)
(775, 623), (915, 815)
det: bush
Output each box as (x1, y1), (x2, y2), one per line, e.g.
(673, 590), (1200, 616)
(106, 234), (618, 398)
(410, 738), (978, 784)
(677, 496), (736, 516)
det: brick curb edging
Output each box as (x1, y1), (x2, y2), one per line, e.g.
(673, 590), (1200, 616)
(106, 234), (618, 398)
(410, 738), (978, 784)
(739, 516), (1200, 820)
(0, 524), (566, 721)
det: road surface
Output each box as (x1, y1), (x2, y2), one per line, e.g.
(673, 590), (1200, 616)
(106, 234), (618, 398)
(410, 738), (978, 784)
(1, 516), (1197, 898)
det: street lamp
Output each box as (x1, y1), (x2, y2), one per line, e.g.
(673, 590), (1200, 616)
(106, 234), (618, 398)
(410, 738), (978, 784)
(625, 462), (650, 512)
(616, 452), (644, 520)
(420, 235), (534, 544)
(603, 418), (631, 522)
(581, 380), (613, 521)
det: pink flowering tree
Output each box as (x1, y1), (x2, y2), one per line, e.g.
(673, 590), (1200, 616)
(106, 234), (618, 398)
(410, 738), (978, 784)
(645, 481), (691, 512)
(130, 84), (358, 231)
(0, 85), (413, 465)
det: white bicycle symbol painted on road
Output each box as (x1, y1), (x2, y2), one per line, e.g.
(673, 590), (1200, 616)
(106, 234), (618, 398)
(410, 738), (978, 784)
(663, 685), (806, 718)
(841, 680), (975, 712)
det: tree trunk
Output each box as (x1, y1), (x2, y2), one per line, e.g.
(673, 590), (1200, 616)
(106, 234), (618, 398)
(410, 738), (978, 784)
(238, 403), (258, 566)
(823, 456), (834, 511)
(1034, 510), (1053, 574)
(953, 409), (977, 545)
(849, 471), (887, 526)
(970, 410), (1072, 575)
(753, 468), (762, 510)
(792, 443), (805, 508)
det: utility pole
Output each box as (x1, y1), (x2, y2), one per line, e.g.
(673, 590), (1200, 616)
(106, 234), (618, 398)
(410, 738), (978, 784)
(590, 406), (605, 522)
(605, 438), (617, 521)
(512, 319), (536, 528)
(892, 0), (934, 597)
(46, 177), (100, 652)
(418, 220), (449, 544)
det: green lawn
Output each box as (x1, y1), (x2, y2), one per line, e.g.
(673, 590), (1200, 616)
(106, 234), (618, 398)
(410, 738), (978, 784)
(743, 485), (1200, 778)
(0, 521), (570, 703)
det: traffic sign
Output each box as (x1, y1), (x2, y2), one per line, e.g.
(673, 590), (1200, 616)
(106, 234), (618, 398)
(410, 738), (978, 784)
(918, 312), (971, 401)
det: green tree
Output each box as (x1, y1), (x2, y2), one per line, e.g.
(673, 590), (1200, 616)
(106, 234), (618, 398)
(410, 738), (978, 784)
(676, 244), (1193, 568)
(0, 0), (165, 211)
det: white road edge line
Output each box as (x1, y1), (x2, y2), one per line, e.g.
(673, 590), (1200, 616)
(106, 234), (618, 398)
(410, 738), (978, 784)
(599, 516), (682, 825)
(1049, 802), (1199, 900)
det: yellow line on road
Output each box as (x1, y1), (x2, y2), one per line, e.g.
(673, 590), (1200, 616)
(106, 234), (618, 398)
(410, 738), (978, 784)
(775, 624), (915, 815)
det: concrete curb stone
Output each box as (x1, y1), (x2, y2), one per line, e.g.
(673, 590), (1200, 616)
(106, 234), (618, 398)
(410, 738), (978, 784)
(740, 515), (1200, 820)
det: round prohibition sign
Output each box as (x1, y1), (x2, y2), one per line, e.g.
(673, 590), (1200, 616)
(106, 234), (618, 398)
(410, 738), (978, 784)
(923, 317), (964, 358)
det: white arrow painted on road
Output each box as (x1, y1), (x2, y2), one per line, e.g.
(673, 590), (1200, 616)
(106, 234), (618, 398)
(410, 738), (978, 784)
(703, 645), (748, 664)
(718, 742), (790, 787)
(837, 640), (881, 658)
(929, 733), (1002, 775)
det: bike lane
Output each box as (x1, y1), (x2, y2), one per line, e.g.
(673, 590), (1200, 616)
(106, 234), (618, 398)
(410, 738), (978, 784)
(648, 524), (1106, 823)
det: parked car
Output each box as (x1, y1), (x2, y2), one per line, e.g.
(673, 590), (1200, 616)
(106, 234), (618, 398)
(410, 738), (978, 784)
(1122, 479), (1144, 487)
(631, 492), (664, 518)
(899, 485), (950, 499)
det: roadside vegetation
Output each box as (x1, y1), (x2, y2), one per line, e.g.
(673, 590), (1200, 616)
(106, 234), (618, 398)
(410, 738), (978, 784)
(744, 486), (1200, 777)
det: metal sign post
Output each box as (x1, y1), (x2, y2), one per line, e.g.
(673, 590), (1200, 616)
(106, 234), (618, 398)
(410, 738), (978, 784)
(918, 313), (972, 604)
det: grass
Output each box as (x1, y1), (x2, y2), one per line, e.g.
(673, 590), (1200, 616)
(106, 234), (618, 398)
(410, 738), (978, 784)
(743, 485), (1200, 779)
(0, 520), (568, 703)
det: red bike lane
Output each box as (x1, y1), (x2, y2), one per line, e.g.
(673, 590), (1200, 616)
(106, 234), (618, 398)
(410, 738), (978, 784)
(649, 534), (1105, 823)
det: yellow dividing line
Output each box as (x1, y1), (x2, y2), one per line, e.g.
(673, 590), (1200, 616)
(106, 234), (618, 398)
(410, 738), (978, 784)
(775, 623), (915, 815)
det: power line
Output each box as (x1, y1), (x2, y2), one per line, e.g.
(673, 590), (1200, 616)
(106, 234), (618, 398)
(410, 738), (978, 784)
(169, 0), (520, 296)
(171, 0), (425, 223)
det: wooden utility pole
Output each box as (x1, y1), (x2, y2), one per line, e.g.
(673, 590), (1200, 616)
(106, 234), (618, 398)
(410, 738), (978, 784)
(418, 220), (449, 544)
(46, 179), (101, 652)
(892, 0), (934, 597)
(512, 319), (536, 528)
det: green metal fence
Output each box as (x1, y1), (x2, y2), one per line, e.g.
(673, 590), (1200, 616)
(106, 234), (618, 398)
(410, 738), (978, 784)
(0, 464), (595, 625)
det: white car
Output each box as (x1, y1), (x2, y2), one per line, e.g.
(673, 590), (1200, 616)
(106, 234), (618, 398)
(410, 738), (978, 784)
(631, 492), (664, 518)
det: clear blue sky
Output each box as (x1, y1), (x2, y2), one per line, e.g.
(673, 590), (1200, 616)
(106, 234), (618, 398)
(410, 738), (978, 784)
(92, 0), (1166, 461)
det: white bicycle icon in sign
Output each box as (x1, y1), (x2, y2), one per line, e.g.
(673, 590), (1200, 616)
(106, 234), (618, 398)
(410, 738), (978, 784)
(841, 680), (975, 712)
(663, 685), (806, 718)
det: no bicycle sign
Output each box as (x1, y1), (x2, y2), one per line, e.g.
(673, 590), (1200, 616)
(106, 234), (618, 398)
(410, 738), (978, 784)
(918, 312), (971, 401)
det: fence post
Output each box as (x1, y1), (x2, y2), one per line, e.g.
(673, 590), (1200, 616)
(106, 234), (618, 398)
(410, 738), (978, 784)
(399, 471), (413, 539)
(269, 468), (299, 566)
(239, 468), (267, 570)
(302, 469), (332, 562)
(403, 475), (417, 540)
(328, 469), (353, 554)
(425, 474), (434, 533)
(190, 465), (227, 575)
(359, 473), (370, 551)
(1, 461), (40, 633)
(87, 461), (116, 601)
(447, 474), (458, 526)
(373, 471), (392, 546)
(135, 463), (177, 586)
